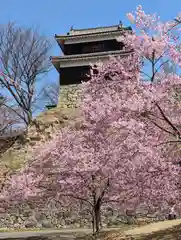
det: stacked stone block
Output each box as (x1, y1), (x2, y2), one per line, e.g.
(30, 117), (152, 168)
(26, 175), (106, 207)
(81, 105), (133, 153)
(58, 84), (81, 108)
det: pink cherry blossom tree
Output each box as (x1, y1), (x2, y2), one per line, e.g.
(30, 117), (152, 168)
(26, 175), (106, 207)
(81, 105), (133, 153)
(2, 6), (181, 233)
(122, 6), (181, 154)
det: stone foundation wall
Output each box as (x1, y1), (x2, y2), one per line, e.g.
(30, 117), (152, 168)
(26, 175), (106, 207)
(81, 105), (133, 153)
(0, 204), (165, 229)
(0, 210), (157, 229)
(58, 84), (81, 108)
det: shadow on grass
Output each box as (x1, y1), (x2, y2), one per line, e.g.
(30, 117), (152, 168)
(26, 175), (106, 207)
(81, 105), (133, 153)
(134, 224), (181, 240)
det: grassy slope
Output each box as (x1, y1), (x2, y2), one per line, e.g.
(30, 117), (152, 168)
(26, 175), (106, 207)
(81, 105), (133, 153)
(0, 106), (80, 171)
(105, 219), (181, 240)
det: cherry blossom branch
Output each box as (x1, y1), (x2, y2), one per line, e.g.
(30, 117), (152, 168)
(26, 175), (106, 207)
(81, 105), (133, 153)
(154, 60), (169, 76)
(155, 102), (181, 137)
(141, 112), (175, 136)
(154, 140), (181, 147)
(58, 194), (93, 207)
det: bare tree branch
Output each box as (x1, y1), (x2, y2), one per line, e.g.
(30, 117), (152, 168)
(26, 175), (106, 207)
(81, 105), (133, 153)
(0, 95), (21, 135)
(40, 83), (59, 108)
(0, 22), (52, 126)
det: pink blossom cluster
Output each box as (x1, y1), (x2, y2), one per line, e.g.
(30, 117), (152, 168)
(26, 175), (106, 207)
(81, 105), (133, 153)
(124, 5), (181, 69)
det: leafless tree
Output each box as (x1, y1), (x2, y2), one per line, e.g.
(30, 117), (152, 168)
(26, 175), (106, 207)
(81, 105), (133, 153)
(0, 22), (52, 126)
(0, 95), (21, 136)
(0, 96), (9, 134)
(41, 83), (59, 108)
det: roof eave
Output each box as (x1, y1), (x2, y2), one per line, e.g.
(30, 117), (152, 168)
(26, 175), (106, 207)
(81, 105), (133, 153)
(51, 57), (61, 73)
(55, 27), (132, 40)
(51, 50), (132, 61)
(51, 50), (132, 69)
(55, 35), (64, 52)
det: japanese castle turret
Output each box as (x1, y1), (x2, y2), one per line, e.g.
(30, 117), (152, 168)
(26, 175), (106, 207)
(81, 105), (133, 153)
(51, 23), (132, 108)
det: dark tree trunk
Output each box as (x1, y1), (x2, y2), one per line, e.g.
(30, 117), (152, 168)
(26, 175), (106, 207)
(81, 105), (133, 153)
(92, 212), (95, 234)
(93, 200), (101, 233)
(91, 174), (109, 234)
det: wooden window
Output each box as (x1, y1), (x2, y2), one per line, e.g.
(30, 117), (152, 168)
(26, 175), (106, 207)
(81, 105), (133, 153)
(82, 43), (105, 53)
(91, 43), (101, 52)
(91, 43), (104, 52)
(80, 70), (88, 78)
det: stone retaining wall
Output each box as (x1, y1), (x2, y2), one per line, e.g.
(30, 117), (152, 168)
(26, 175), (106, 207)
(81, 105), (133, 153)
(0, 206), (163, 230)
(0, 202), (165, 229)
(58, 84), (81, 108)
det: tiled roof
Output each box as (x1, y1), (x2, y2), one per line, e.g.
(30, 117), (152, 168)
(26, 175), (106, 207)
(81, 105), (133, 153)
(68, 25), (130, 35)
(55, 24), (132, 39)
(51, 49), (132, 62)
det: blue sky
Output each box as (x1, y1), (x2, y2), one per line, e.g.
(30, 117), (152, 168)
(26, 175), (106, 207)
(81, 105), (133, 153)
(1, 0), (181, 114)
